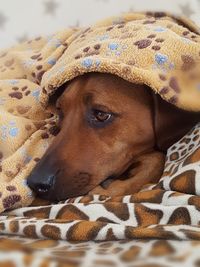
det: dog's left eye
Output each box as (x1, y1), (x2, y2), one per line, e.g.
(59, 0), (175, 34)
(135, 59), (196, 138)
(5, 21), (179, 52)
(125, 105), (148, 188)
(87, 109), (114, 127)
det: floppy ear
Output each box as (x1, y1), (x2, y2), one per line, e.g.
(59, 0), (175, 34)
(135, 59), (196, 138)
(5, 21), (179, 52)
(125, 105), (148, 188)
(151, 92), (200, 153)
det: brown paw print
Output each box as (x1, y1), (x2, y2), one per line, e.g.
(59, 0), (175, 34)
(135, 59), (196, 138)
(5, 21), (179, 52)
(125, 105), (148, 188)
(3, 194), (21, 209)
(182, 31), (198, 42)
(74, 44), (101, 59)
(9, 91), (23, 99)
(0, 57), (15, 72)
(181, 55), (196, 71)
(134, 39), (152, 49)
(16, 105), (31, 115)
(134, 34), (165, 51)
(169, 77), (181, 93)
(168, 95), (178, 104)
(9, 85), (33, 100)
(83, 44), (101, 56)
(159, 75), (180, 103)
(31, 53), (43, 61)
(32, 67), (45, 84)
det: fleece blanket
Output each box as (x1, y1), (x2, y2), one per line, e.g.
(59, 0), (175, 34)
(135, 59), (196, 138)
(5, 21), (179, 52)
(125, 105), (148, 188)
(0, 11), (200, 266)
(0, 11), (200, 212)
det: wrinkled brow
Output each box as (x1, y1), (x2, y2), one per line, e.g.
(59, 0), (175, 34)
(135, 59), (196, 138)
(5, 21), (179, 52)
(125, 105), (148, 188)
(83, 93), (93, 105)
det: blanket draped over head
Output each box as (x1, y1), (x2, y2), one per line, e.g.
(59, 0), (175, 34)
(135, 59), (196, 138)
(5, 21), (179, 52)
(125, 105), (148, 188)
(0, 11), (200, 246)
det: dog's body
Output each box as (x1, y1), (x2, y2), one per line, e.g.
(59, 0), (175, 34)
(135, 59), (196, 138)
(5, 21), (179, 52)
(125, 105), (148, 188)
(27, 73), (200, 201)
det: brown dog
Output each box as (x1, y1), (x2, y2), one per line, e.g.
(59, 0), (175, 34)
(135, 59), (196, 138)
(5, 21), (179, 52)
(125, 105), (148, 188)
(27, 73), (200, 201)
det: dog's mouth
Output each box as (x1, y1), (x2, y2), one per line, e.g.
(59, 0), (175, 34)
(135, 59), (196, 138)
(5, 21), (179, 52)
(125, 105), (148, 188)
(99, 161), (140, 189)
(100, 174), (117, 189)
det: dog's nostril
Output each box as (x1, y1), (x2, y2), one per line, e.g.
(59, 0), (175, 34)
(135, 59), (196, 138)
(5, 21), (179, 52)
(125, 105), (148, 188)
(36, 183), (51, 193)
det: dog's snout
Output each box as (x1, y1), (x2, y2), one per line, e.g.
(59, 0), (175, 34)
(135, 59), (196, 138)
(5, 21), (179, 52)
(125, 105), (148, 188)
(27, 174), (55, 195)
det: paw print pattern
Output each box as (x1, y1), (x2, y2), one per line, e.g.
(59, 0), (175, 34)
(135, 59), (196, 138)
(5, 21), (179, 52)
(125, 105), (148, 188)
(75, 44), (102, 60)
(2, 194), (22, 209)
(31, 88), (40, 102)
(81, 58), (101, 69)
(107, 42), (128, 56)
(47, 38), (62, 48)
(9, 121), (19, 137)
(0, 121), (19, 140)
(47, 58), (56, 65)
(152, 53), (175, 73)
(8, 85), (34, 101)
(19, 147), (32, 165)
(158, 73), (181, 104)
(134, 33), (165, 51)
(0, 57), (15, 73)
(96, 34), (110, 41)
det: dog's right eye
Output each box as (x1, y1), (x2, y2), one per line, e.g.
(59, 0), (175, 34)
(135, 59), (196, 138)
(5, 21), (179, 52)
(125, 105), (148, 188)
(87, 109), (114, 128)
(93, 110), (112, 122)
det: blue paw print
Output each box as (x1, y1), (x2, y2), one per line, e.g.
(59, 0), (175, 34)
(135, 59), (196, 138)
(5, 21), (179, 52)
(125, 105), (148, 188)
(82, 58), (93, 68)
(95, 59), (101, 67)
(107, 43), (128, 57)
(48, 38), (61, 48)
(1, 125), (7, 140)
(9, 121), (19, 137)
(32, 89), (40, 101)
(19, 147), (32, 165)
(24, 154), (32, 164)
(47, 58), (56, 65)
(154, 26), (166, 32)
(81, 58), (101, 69)
(97, 34), (109, 41)
(8, 80), (19, 85)
(108, 43), (119, 50)
(9, 127), (19, 137)
(23, 60), (35, 68)
(155, 53), (168, 65)
(0, 121), (19, 139)
(153, 53), (174, 73)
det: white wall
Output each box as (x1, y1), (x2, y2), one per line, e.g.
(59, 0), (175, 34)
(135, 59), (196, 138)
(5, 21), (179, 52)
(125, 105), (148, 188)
(0, 0), (199, 49)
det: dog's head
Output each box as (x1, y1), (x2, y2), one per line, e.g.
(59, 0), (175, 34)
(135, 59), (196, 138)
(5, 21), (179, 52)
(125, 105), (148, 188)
(27, 72), (198, 201)
(27, 73), (156, 200)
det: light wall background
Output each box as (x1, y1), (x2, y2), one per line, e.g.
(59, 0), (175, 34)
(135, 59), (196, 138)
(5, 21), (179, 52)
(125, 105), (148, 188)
(0, 0), (200, 49)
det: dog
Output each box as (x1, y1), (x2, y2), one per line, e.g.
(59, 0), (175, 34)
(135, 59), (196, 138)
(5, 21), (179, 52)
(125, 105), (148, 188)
(27, 72), (200, 201)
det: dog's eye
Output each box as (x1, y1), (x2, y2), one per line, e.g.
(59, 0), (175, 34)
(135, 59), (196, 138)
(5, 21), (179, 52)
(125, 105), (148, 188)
(87, 109), (114, 128)
(93, 110), (112, 122)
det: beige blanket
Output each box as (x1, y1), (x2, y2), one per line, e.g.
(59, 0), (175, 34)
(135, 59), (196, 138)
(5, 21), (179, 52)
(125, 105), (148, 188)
(0, 11), (199, 214)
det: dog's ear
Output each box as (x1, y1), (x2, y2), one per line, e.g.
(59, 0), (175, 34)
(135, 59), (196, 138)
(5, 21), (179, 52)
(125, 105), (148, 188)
(48, 82), (69, 105)
(151, 92), (200, 152)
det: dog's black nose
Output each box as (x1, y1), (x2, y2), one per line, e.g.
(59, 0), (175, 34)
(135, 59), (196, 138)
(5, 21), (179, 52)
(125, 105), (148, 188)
(27, 174), (55, 195)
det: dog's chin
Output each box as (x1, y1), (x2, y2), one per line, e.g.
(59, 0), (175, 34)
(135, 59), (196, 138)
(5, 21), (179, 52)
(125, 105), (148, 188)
(34, 184), (95, 202)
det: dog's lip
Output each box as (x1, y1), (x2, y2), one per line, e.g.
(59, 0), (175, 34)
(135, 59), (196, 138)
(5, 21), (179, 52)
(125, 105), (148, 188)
(100, 174), (117, 189)
(35, 189), (59, 202)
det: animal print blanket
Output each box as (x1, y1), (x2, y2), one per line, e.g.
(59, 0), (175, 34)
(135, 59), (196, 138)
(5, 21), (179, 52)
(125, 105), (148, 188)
(0, 11), (200, 266)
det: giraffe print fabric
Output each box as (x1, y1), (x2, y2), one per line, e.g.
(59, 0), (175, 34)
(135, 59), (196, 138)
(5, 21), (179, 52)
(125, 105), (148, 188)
(0, 11), (199, 266)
